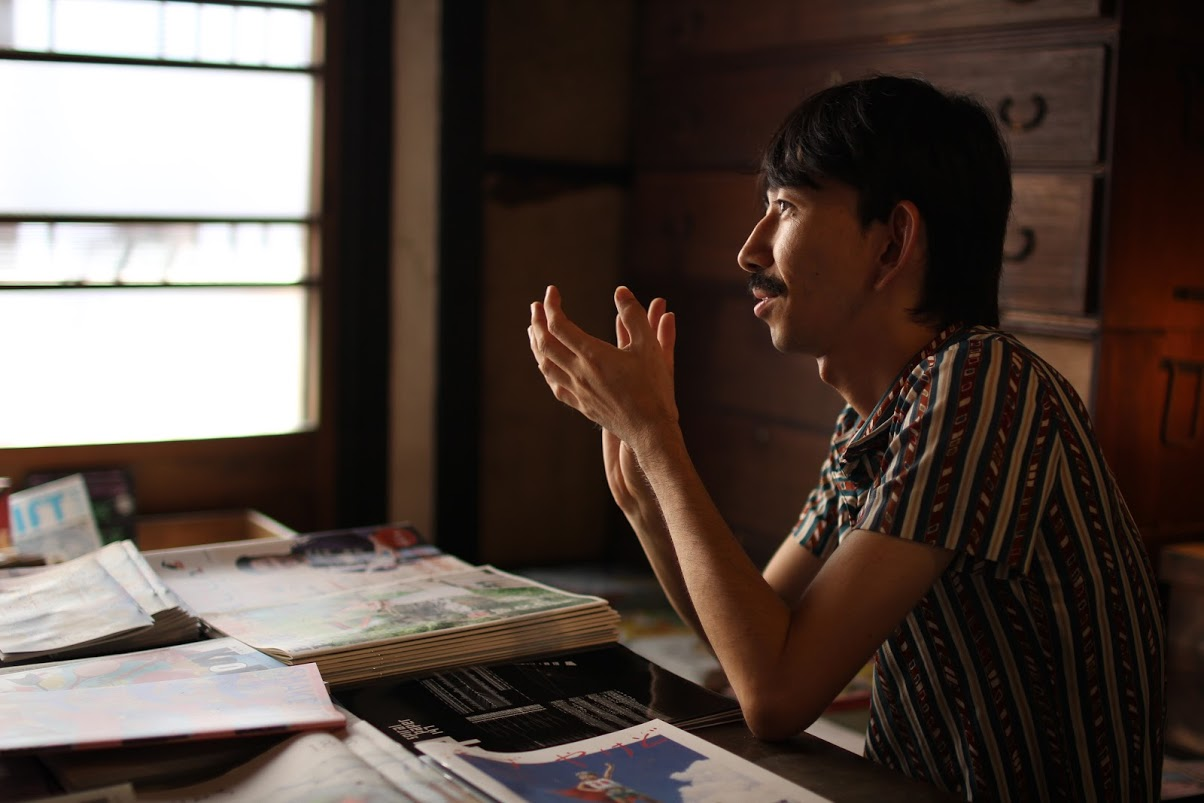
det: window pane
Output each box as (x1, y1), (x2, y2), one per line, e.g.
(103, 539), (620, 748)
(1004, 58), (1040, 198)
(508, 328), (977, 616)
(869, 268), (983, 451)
(0, 287), (313, 447)
(0, 222), (309, 285)
(5, 0), (317, 67)
(0, 61), (314, 217)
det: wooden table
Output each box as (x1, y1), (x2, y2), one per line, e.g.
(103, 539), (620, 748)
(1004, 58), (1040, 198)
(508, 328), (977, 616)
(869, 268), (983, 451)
(697, 721), (960, 802)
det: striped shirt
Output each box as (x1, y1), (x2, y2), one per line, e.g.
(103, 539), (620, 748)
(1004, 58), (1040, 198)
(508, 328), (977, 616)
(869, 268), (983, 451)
(790, 325), (1165, 801)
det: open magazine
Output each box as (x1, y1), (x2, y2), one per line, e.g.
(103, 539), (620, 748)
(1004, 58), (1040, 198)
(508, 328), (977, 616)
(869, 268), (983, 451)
(415, 719), (832, 803)
(335, 643), (743, 754)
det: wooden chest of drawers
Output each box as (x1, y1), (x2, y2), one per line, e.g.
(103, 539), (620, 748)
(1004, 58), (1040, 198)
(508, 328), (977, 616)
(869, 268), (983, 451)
(629, 0), (1204, 557)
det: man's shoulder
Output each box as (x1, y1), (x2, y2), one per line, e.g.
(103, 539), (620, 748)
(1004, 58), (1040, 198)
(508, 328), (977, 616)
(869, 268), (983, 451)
(917, 326), (1067, 390)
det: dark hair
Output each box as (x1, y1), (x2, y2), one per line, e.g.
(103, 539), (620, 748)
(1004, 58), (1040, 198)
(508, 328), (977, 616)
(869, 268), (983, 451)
(760, 75), (1012, 328)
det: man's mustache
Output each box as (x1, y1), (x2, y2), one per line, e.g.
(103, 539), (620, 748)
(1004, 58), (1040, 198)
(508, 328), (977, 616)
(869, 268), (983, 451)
(748, 274), (787, 296)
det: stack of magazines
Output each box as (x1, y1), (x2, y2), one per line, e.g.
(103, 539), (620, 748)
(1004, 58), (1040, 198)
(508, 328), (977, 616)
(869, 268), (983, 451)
(147, 524), (622, 686)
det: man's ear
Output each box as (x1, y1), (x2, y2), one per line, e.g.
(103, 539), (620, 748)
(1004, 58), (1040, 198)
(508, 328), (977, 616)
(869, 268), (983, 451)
(873, 200), (924, 291)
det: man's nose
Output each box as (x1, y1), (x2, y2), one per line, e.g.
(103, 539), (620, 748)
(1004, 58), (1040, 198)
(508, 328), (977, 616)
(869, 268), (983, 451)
(738, 216), (772, 274)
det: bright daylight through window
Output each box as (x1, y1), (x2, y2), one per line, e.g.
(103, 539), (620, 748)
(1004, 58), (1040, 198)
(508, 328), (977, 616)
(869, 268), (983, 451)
(0, 0), (321, 448)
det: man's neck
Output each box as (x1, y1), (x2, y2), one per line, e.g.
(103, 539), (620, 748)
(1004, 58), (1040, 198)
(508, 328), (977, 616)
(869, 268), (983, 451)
(816, 321), (941, 419)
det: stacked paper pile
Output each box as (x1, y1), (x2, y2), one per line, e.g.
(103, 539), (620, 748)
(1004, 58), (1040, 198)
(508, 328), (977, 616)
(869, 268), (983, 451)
(0, 540), (199, 665)
(199, 565), (622, 686)
(146, 527), (621, 687)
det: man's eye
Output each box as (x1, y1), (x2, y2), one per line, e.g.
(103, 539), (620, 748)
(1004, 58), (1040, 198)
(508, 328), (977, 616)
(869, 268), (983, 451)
(775, 199), (792, 213)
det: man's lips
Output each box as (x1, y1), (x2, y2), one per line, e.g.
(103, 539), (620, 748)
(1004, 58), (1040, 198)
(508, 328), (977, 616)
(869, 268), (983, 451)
(748, 275), (785, 317)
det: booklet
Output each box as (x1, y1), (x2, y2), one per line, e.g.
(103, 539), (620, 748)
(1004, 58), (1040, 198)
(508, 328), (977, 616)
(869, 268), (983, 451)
(416, 719), (832, 803)
(335, 643), (743, 754)
(0, 637), (284, 693)
(0, 663), (344, 753)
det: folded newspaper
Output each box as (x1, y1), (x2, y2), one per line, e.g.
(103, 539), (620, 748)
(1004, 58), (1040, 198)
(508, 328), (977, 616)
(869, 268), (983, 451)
(0, 540), (199, 665)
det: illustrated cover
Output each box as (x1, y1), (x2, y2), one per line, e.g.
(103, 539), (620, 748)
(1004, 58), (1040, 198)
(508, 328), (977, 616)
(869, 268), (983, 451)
(335, 644), (743, 754)
(24, 468), (136, 546)
(416, 719), (831, 803)
(7, 474), (104, 562)
(150, 522), (472, 616)
(0, 637), (285, 693)
(0, 663), (344, 753)
(201, 565), (613, 659)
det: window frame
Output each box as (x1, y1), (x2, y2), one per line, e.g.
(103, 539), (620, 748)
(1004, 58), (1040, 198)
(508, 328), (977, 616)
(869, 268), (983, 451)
(0, 0), (356, 532)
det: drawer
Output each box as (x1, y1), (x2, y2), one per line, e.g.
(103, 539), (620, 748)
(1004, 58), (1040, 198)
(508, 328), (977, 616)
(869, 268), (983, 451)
(630, 172), (761, 283)
(1002, 173), (1097, 315)
(1094, 329), (1204, 543)
(638, 46), (1106, 168)
(683, 409), (834, 566)
(676, 293), (846, 429)
(642, 0), (1103, 58)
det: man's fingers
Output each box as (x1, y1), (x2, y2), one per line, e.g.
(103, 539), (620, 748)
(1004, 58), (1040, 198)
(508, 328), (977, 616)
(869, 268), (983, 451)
(615, 311), (632, 349)
(647, 297), (667, 330)
(657, 311), (677, 374)
(542, 285), (597, 357)
(614, 286), (652, 348)
(531, 344), (581, 408)
(529, 300), (578, 372)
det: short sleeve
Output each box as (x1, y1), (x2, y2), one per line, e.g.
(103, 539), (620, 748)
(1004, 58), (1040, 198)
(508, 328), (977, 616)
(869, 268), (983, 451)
(855, 338), (1054, 573)
(788, 406), (859, 561)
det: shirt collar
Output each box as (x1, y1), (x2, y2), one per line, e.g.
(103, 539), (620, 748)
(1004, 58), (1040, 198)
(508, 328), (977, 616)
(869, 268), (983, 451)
(843, 323), (967, 455)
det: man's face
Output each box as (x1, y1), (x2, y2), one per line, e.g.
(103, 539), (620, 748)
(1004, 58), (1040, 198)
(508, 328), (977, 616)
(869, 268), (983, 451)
(737, 181), (887, 356)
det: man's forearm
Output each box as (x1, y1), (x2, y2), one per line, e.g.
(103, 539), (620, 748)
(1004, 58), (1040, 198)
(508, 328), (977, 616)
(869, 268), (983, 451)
(621, 503), (712, 648)
(630, 426), (795, 710)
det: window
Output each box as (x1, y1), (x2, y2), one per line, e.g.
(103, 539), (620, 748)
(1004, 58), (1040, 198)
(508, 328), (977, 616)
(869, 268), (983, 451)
(0, 0), (323, 448)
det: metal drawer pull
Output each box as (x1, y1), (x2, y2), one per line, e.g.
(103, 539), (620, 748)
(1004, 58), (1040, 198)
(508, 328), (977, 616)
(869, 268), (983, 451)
(1160, 358), (1204, 447)
(1003, 226), (1036, 262)
(998, 94), (1048, 132)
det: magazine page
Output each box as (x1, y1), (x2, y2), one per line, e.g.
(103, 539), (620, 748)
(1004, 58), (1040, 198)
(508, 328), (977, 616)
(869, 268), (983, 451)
(0, 663), (344, 753)
(149, 523), (472, 616)
(416, 719), (832, 803)
(0, 637), (284, 693)
(0, 544), (153, 663)
(7, 474), (104, 562)
(335, 644), (742, 754)
(92, 540), (169, 615)
(202, 566), (611, 660)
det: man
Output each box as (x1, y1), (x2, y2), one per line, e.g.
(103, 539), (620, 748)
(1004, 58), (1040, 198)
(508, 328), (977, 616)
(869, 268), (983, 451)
(528, 76), (1164, 801)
